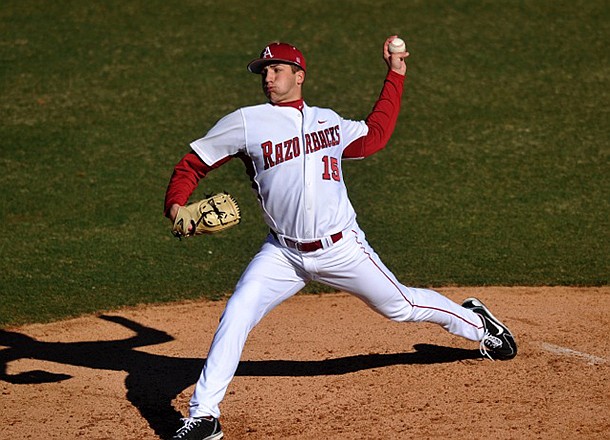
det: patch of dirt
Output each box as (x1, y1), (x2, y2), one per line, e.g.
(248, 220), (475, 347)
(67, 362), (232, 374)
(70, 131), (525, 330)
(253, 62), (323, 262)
(1, 287), (609, 439)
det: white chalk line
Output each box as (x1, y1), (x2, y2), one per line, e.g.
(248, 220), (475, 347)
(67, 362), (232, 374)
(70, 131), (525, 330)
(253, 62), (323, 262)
(540, 342), (607, 365)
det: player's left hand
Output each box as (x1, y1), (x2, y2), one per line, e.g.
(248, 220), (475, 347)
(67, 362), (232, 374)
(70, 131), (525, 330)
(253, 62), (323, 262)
(171, 193), (241, 238)
(383, 35), (409, 76)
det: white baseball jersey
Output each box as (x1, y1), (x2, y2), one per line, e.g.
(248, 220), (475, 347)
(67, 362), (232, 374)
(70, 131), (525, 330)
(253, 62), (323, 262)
(190, 102), (367, 241)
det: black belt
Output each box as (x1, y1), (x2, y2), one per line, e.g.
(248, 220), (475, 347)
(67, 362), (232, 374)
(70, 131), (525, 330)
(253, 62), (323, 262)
(271, 230), (343, 252)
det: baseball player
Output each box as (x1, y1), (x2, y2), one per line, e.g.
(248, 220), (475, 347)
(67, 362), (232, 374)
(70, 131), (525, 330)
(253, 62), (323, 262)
(165, 36), (517, 440)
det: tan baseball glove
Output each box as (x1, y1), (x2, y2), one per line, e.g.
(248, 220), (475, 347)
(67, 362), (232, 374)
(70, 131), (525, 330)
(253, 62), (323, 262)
(172, 193), (241, 238)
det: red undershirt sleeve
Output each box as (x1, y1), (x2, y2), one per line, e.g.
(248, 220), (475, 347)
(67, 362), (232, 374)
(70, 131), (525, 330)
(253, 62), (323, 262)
(342, 70), (405, 159)
(163, 151), (231, 217)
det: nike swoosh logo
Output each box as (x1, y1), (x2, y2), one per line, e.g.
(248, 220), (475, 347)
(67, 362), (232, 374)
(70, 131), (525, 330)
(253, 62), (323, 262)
(317, 120), (327, 124)
(486, 318), (505, 335)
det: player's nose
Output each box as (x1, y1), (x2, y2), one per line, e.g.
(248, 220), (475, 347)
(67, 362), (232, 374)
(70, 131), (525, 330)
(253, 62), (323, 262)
(262, 69), (274, 82)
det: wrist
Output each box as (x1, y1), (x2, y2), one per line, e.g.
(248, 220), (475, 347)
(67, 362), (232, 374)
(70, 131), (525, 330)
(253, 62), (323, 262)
(388, 68), (406, 79)
(168, 204), (182, 222)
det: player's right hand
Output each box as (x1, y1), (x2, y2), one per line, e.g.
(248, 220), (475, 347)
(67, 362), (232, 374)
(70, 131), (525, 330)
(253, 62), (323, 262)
(383, 35), (409, 76)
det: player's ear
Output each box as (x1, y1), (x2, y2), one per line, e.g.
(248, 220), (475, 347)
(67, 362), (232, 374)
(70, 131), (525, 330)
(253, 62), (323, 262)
(296, 69), (305, 86)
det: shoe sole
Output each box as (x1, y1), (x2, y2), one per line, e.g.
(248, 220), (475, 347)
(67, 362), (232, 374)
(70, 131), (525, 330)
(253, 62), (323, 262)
(197, 433), (223, 440)
(173, 420), (223, 440)
(173, 432), (222, 439)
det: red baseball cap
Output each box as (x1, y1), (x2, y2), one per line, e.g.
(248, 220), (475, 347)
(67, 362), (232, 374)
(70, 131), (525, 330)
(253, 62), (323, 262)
(247, 42), (306, 73)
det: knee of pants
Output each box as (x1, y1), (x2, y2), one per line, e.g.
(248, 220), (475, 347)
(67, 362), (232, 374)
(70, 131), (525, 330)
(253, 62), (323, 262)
(379, 300), (415, 322)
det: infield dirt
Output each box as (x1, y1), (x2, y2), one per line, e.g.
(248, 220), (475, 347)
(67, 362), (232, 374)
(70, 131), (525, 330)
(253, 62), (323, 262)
(1, 286), (608, 439)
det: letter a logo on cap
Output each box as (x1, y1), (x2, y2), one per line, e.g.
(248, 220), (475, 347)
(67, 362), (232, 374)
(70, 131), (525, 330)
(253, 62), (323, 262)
(262, 46), (273, 59)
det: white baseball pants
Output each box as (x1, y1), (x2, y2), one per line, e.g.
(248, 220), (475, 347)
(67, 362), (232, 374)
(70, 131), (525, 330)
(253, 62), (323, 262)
(188, 225), (484, 418)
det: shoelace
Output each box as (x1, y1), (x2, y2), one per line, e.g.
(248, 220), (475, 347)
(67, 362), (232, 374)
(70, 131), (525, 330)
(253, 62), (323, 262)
(479, 332), (502, 361)
(174, 418), (201, 438)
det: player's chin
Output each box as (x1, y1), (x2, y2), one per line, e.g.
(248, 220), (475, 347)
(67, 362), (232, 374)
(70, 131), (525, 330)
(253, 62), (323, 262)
(264, 89), (275, 101)
(268, 96), (283, 105)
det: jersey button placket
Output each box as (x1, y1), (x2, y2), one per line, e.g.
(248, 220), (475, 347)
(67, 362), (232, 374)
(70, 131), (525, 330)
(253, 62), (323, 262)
(305, 180), (313, 211)
(303, 148), (316, 238)
(301, 110), (316, 239)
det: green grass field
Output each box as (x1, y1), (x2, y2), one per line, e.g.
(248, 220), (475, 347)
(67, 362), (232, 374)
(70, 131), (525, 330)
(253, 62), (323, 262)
(1, 0), (608, 327)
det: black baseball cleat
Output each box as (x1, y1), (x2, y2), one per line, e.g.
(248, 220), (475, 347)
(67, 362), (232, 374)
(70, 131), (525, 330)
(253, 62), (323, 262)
(172, 416), (223, 440)
(462, 297), (517, 360)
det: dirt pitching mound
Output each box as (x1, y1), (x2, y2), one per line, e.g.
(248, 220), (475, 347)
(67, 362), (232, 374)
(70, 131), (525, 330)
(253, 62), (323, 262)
(1, 286), (609, 439)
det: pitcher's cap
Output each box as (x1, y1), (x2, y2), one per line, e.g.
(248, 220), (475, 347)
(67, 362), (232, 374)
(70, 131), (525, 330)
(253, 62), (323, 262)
(247, 42), (306, 73)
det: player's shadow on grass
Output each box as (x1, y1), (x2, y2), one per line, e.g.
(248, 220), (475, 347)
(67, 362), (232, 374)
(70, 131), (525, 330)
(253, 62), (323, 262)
(0, 315), (481, 439)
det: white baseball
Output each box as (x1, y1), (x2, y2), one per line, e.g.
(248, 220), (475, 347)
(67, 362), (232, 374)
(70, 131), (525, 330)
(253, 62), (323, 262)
(389, 37), (406, 53)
